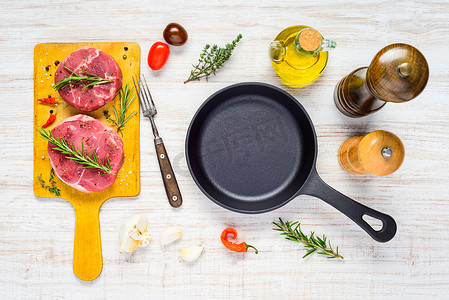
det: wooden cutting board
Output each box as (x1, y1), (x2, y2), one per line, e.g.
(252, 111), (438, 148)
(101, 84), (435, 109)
(33, 42), (140, 281)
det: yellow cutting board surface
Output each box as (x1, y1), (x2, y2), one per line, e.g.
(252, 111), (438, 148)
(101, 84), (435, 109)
(33, 42), (140, 281)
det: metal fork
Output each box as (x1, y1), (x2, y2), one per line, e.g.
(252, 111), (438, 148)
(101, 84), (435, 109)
(133, 75), (182, 208)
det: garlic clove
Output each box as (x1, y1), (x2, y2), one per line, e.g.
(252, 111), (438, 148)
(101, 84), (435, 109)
(128, 215), (148, 239)
(180, 245), (204, 262)
(160, 226), (182, 248)
(135, 215), (148, 234)
(138, 231), (151, 248)
(128, 227), (142, 241)
(119, 214), (151, 253)
(119, 236), (139, 253)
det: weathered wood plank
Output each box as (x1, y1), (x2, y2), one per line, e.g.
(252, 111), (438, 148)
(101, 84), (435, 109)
(1, 0), (449, 298)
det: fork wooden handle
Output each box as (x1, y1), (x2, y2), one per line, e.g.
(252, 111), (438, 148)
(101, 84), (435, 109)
(154, 139), (182, 208)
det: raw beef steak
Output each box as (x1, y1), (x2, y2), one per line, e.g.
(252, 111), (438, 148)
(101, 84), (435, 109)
(55, 47), (122, 112)
(48, 114), (124, 193)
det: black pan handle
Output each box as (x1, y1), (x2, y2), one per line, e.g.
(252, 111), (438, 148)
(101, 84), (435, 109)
(301, 169), (397, 242)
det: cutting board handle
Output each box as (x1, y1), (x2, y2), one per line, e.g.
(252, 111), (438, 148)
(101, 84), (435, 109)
(72, 200), (103, 281)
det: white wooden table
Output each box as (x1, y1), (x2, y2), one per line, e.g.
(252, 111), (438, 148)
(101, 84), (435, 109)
(1, 0), (449, 299)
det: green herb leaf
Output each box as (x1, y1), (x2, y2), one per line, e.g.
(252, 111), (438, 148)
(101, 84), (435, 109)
(54, 66), (113, 91)
(38, 128), (112, 175)
(302, 248), (317, 259)
(184, 34), (242, 83)
(272, 218), (344, 260)
(38, 168), (61, 196)
(103, 84), (136, 134)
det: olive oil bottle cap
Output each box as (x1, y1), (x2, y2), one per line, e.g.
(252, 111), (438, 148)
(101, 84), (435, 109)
(298, 28), (322, 52)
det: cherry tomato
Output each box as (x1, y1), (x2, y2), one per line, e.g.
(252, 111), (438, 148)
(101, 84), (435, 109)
(148, 42), (170, 70)
(163, 23), (188, 46)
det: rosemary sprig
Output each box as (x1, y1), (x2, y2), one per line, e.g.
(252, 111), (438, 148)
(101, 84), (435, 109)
(273, 218), (343, 259)
(53, 66), (113, 91)
(184, 34), (243, 83)
(38, 128), (112, 175)
(38, 168), (61, 196)
(103, 84), (136, 134)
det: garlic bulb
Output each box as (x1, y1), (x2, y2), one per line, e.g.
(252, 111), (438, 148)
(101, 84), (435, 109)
(180, 245), (204, 262)
(119, 215), (151, 253)
(160, 226), (182, 249)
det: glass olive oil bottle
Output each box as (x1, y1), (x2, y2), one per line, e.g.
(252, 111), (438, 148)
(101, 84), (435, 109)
(269, 25), (336, 87)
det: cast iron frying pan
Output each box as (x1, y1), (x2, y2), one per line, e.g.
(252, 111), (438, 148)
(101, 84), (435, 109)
(185, 82), (397, 242)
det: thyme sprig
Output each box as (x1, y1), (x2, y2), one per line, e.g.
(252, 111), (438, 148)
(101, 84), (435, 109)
(184, 34), (243, 83)
(38, 168), (61, 196)
(273, 218), (343, 259)
(38, 128), (112, 175)
(103, 84), (136, 134)
(54, 66), (113, 91)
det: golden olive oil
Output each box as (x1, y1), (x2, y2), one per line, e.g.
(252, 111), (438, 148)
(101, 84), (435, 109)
(270, 25), (331, 87)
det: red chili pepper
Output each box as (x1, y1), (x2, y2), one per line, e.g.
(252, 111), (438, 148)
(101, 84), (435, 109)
(42, 114), (56, 128)
(221, 228), (258, 254)
(38, 98), (56, 104)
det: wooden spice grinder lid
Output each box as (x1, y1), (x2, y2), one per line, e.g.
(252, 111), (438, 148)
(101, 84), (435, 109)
(366, 43), (429, 103)
(358, 130), (405, 176)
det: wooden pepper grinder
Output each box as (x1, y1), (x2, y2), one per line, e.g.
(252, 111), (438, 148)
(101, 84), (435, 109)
(338, 130), (405, 176)
(334, 43), (429, 117)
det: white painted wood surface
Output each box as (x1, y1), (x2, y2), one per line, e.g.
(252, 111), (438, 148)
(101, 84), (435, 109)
(1, 0), (449, 298)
